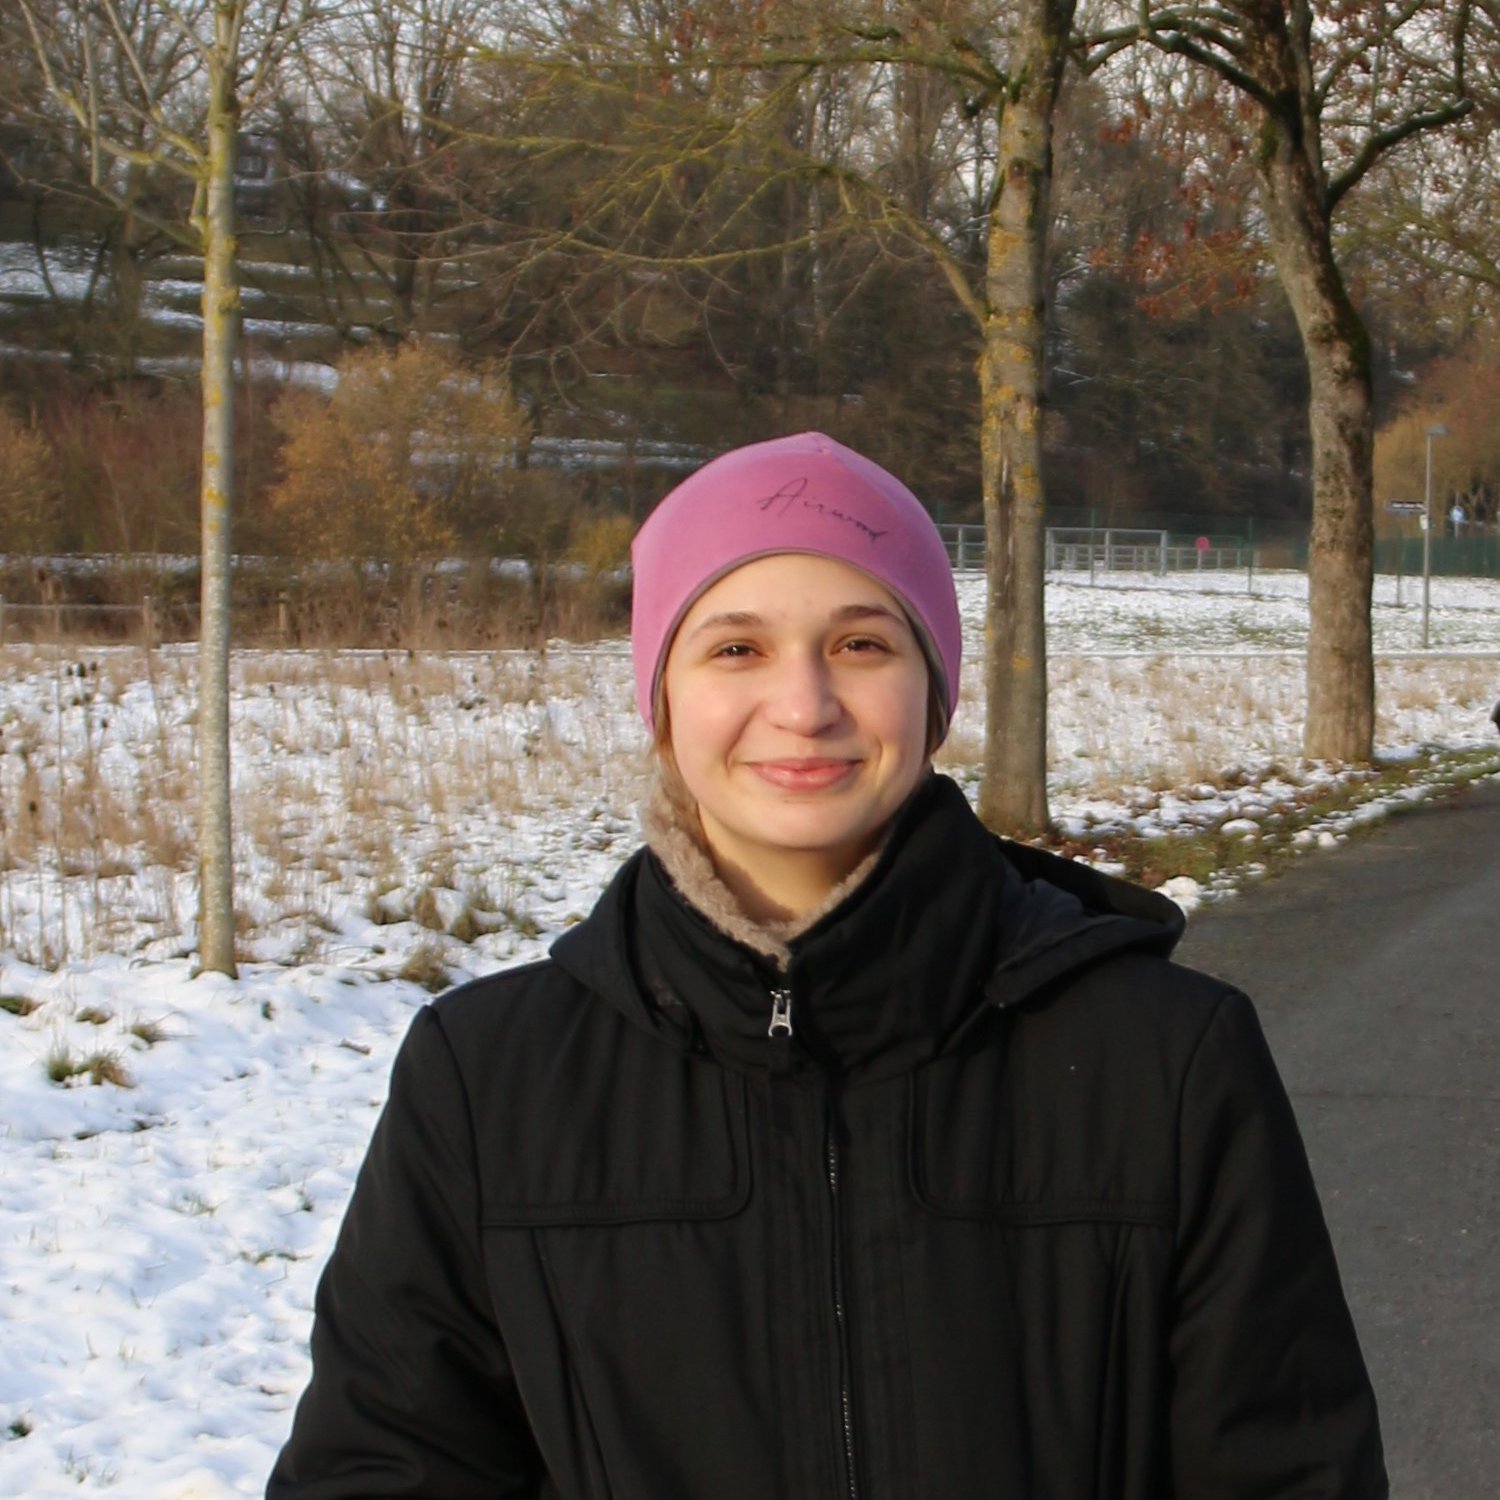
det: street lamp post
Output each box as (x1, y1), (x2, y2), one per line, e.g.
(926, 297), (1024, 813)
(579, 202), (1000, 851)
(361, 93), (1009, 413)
(1423, 423), (1449, 650)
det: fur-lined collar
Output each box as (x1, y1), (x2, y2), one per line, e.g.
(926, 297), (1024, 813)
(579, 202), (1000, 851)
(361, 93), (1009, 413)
(550, 773), (1185, 1078)
(640, 770), (884, 969)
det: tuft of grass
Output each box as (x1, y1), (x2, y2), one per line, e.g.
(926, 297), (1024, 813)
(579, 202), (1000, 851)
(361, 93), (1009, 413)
(45, 1046), (78, 1084)
(397, 940), (453, 994)
(500, 906), (543, 940)
(45, 1045), (133, 1088)
(126, 1016), (171, 1046)
(1, 994), (40, 1018)
(75, 1005), (112, 1026)
(86, 1050), (133, 1088)
(242, 1247), (306, 1266)
(7, 1416), (32, 1440)
(412, 885), (478, 943)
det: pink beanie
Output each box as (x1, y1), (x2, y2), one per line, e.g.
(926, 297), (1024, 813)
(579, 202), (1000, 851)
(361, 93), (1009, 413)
(631, 431), (961, 732)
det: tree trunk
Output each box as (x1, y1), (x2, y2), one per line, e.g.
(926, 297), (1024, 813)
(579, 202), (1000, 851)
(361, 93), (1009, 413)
(1256, 131), (1375, 763)
(976, 1), (1073, 838)
(196, 15), (240, 977)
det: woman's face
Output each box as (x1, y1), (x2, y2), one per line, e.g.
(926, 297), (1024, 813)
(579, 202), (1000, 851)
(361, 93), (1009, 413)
(661, 552), (932, 895)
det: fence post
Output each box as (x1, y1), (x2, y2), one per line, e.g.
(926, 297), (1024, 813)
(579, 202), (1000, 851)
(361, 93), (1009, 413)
(1246, 517), (1256, 594)
(142, 594), (156, 649)
(1089, 509), (1098, 587)
(278, 591), (290, 643)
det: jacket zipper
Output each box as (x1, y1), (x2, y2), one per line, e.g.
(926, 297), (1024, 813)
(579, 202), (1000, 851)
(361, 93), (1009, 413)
(767, 986), (860, 1498)
(767, 988), (794, 1131)
(826, 1097), (860, 1500)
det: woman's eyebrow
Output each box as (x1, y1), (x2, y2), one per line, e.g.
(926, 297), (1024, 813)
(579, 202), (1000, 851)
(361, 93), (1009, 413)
(685, 609), (764, 637)
(831, 602), (906, 625)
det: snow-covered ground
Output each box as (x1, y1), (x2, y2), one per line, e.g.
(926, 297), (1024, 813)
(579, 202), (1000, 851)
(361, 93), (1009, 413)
(0, 244), (342, 391)
(3, 570), (1499, 1496)
(0, 246), (330, 344)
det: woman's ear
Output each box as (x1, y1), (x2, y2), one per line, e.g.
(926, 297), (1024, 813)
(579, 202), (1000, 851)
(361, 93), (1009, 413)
(925, 681), (948, 757)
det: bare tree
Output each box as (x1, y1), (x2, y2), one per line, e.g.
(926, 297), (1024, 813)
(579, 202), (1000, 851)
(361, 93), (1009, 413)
(19, 0), (320, 975)
(972, 0), (1075, 835)
(285, 0), (494, 336)
(461, 0), (1078, 834)
(2, 0), (201, 368)
(1344, 12), (1500, 326)
(1084, 0), (1479, 762)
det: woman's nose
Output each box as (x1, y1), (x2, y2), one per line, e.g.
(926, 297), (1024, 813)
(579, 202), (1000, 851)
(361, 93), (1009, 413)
(764, 652), (842, 734)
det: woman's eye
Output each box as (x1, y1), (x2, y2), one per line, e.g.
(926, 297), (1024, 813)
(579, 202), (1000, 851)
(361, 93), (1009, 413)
(710, 642), (756, 659)
(839, 635), (890, 655)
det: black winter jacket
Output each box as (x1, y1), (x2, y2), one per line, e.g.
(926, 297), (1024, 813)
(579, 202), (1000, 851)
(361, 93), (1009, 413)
(269, 775), (1386, 1499)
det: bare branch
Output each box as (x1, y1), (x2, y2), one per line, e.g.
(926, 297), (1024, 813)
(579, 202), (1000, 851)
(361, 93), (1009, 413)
(1077, 7), (1272, 107)
(1138, 26), (1273, 109)
(1312, 0), (1424, 112)
(101, 0), (175, 108)
(1328, 97), (1476, 209)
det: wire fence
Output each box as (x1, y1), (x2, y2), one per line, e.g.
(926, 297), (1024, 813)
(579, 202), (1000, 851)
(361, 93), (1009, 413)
(0, 596), (159, 647)
(940, 525), (1258, 579)
(4, 526), (1497, 648)
(939, 525), (1500, 581)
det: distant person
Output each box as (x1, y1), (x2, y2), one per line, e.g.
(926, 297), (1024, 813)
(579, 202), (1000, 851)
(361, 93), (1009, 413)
(269, 433), (1386, 1498)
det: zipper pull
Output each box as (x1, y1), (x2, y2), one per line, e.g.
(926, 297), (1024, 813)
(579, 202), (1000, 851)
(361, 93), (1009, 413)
(768, 988), (793, 1039)
(768, 986), (794, 1080)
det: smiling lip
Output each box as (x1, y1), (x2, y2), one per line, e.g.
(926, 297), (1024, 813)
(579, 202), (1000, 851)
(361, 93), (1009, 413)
(748, 758), (860, 791)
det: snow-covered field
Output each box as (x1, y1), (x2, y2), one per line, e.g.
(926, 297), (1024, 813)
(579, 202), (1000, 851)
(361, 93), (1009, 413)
(3, 570), (1499, 1497)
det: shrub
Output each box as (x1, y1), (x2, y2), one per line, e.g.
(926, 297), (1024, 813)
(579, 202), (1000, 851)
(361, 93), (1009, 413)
(37, 380), (202, 554)
(569, 511), (635, 577)
(268, 342), (528, 570)
(0, 406), (62, 555)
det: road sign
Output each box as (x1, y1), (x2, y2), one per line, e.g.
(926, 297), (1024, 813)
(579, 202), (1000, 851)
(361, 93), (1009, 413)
(1385, 500), (1425, 515)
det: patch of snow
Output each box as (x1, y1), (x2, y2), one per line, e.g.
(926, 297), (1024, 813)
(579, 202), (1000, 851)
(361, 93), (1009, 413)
(1158, 875), (1204, 914)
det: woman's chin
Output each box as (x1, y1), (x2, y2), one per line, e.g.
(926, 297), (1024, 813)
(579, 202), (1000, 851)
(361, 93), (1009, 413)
(723, 810), (880, 871)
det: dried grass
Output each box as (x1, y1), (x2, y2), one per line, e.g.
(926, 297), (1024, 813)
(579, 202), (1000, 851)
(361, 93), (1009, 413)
(3, 630), (1495, 969)
(45, 1045), (133, 1088)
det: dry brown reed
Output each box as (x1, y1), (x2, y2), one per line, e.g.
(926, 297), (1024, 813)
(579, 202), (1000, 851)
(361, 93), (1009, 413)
(3, 634), (1496, 970)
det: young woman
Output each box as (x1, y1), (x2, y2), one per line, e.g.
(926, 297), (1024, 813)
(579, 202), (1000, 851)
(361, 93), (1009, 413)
(270, 433), (1386, 1498)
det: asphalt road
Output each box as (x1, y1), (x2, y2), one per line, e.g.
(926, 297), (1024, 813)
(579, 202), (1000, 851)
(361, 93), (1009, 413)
(1177, 778), (1500, 1499)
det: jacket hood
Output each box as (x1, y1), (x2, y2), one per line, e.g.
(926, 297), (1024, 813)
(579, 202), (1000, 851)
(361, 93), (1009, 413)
(550, 774), (1185, 1081)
